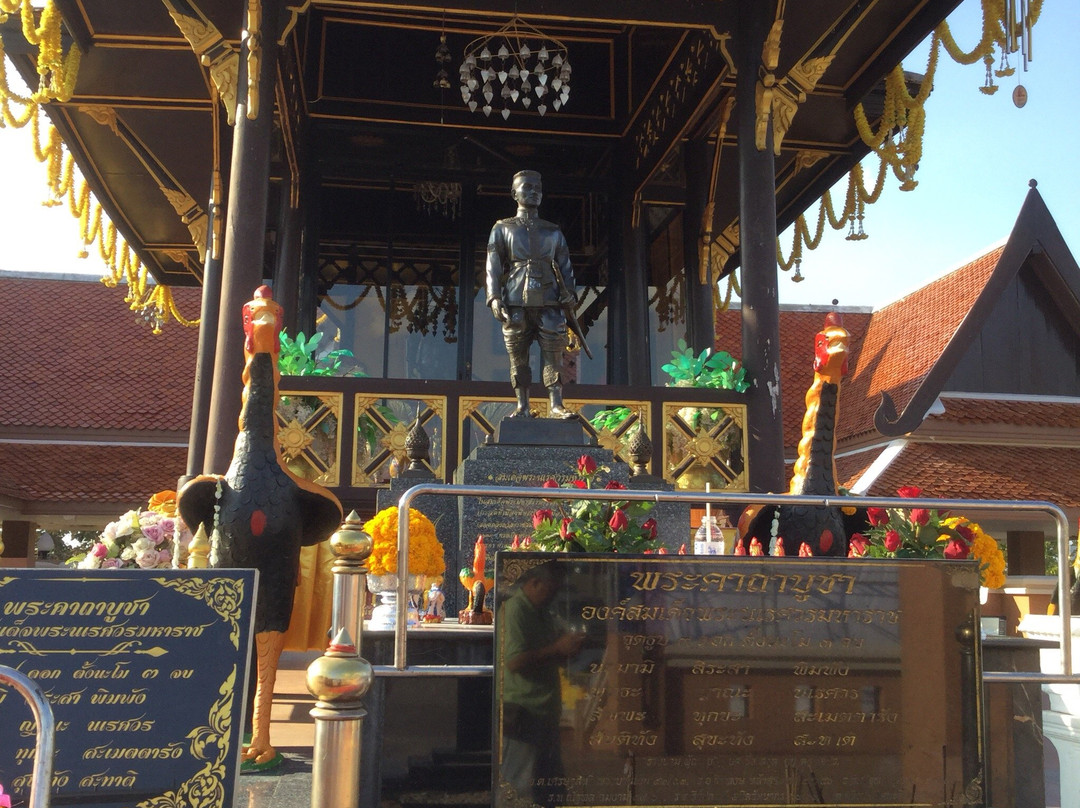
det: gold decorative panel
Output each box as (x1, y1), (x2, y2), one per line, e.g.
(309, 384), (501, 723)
(662, 401), (747, 491)
(353, 395), (446, 486)
(573, 401), (652, 466)
(275, 392), (342, 487)
(458, 398), (653, 470)
(460, 397), (520, 460)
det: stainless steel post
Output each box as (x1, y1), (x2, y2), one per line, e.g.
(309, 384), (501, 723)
(0, 664), (55, 808)
(308, 512), (375, 808)
(330, 510), (372, 647)
(307, 630), (373, 808)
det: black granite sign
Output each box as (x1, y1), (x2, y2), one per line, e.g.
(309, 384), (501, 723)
(455, 445), (689, 556)
(0, 568), (256, 808)
(456, 445), (629, 560)
(493, 554), (981, 808)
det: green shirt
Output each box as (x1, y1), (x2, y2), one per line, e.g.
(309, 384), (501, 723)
(499, 587), (564, 717)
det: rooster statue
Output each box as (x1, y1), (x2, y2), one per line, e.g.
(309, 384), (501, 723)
(459, 535), (495, 625)
(736, 312), (851, 556)
(178, 286), (342, 767)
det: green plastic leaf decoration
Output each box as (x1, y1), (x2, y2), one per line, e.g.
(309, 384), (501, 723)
(661, 343), (751, 390)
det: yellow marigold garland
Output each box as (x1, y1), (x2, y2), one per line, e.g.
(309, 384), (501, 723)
(943, 516), (1007, 589)
(2, 1), (196, 332)
(363, 506), (445, 578)
(777, 0), (1042, 285)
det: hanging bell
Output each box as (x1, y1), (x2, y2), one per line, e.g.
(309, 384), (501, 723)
(435, 33), (452, 65)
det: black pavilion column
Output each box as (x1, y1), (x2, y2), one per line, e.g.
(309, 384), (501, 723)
(608, 174), (649, 387)
(203, 0), (286, 475)
(737, 0), (785, 493)
(297, 149), (322, 338)
(273, 165), (303, 336)
(184, 177), (225, 481)
(183, 106), (232, 483)
(456, 182), (477, 380)
(606, 216), (628, 386)
(624, 208), (650, 387)
(683, 137), (714, 354)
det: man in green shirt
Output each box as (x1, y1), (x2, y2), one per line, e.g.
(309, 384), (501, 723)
(497, 564), (584, 806)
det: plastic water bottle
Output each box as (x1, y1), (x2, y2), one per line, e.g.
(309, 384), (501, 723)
(694, 515), (725, 555)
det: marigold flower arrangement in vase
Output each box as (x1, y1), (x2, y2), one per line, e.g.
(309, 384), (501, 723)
(363, 506), (445, 629)
(518, 455), (662, 553)
(70, 490), (194, 570)
(849, 485), (1006, 589)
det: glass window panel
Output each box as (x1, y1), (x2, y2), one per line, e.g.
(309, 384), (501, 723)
(318, 283), (385, 377)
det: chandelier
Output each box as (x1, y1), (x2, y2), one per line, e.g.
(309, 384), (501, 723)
(414, 181), (462, 219)
(458, 16), (571, 120)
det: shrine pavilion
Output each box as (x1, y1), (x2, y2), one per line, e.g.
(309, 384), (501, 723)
(1, 0), (1029, 512)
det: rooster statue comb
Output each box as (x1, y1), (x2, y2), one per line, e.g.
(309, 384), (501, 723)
(178, 284), (343, 768)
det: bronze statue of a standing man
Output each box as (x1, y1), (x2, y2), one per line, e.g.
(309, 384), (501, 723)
(486, 170), (577, 419)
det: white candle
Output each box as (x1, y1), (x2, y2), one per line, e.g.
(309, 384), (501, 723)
(705, 482), (711, 523)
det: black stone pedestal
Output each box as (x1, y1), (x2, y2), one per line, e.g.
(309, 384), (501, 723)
(455, 438), (625, 553)
(495, 416), (587, 446)
(454, 417), (690, 553)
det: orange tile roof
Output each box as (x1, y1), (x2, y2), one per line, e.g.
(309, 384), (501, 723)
(842, 441), (1080, 510)
(838, 247), (1004, 442)
(0, 276), (200, 432)
(835, 451), (877, 490)
(932, 396), (1080, 428)
(0, 443), (189, 505)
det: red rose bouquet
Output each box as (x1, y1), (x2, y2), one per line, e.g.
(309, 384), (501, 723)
(522, 454), (661, 553)
(850, 485), (1006, 588)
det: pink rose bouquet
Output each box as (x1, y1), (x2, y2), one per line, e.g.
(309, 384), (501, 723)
(70, 490), (194, 570)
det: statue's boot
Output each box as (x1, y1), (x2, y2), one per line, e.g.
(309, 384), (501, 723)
(548, 384), (576, 420)
(511, 385), (533, 418)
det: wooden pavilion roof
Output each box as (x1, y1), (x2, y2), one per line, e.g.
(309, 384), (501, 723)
(2, 0), (961, 286)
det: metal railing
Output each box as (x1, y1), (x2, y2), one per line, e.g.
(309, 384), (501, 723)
(384, 484), (1079, 686)
(0, 665), (55, 808)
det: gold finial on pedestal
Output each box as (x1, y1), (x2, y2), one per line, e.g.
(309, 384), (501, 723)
(187, 523), (211, 569)
(306, 628), (373, 704)
(330, 510), (373, 563)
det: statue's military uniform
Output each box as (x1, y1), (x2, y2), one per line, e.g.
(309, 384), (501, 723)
(486, 213), (576, 404)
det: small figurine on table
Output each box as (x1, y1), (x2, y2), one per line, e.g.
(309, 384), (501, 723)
(423, 581), (446, 623)
(459, 535), (494, 625)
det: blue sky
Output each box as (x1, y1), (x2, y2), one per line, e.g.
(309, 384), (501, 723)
(1, 1), (1077, 311)
(777, 1), (1080, 308)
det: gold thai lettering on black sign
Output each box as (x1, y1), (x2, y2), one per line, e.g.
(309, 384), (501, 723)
(493, 553), (979, 807)
(0, 569), (255, 808)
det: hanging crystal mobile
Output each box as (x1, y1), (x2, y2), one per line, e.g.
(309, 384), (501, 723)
(459, 16), (571, 120)
(433, 32), (452, 89)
